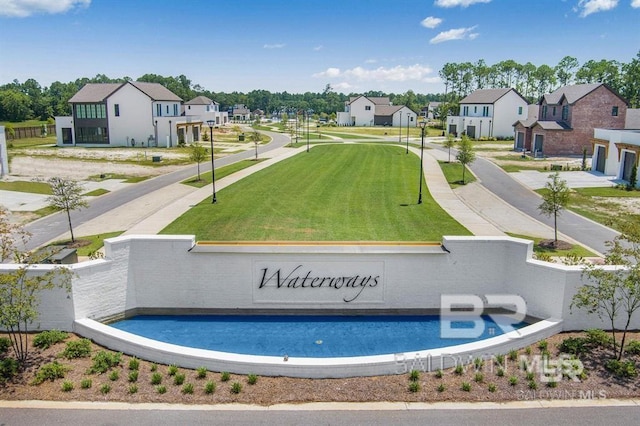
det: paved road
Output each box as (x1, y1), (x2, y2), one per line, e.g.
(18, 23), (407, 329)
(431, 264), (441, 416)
(427, 142), (619, 255)
(1, 405), (638, 425)
(22, 131), (290, 251)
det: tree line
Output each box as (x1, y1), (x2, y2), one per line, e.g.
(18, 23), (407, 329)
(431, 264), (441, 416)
(0, 51), (638, 123)
(438, 52), (640, 118)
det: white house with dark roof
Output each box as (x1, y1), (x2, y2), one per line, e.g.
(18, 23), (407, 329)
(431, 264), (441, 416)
(336, 96), (417, 127)
(55, 81), (187, 148)
(591, 128), (640, 186)
(184, 96), (228, 126)
(446, 88), (529, 139)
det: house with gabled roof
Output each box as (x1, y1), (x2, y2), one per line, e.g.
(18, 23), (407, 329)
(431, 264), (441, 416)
(184, 95), (228, 126)
(55, 81), (188, 147)
(336, 95), (416, 127)
(446, 88), (529, 139)
(513, 83), (628, 156)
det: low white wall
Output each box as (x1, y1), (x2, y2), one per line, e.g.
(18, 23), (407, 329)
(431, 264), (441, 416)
(3, 235), (637, 376)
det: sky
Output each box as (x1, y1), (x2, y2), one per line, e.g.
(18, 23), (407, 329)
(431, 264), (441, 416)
(0, 0), (639, 95)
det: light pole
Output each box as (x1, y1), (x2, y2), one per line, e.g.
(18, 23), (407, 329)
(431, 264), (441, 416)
(418, 121), (427, 204)
(306, 109), (312, 153)
(206, 120), (217, 204)
(398, 113), (402, 143)
(406, 113), (410, 154)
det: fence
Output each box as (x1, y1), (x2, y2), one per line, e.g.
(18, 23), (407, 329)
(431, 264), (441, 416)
(4, 124), (56, 139)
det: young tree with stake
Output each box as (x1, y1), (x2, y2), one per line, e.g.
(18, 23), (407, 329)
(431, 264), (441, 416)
(47, 177), (89, 243)
(538, 172), (570, 247)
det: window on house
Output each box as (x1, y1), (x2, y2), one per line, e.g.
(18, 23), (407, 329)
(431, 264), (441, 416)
(156, 104), (162, 116)
(552, 106), (556, 116)
(463, 106), (469, 116)
(542, 105), (547, 119)
(114, 104), (120, 117)
(474, 106), (477, 113)
(562, 105), (569, 121)
(483, 106), (489, 117)
(518, 106), (523, 115)
(612, 106), (619, 116)
(166, 105), (169, 114)
(173, 104), (178, 116)
(365, 105), (371, 111)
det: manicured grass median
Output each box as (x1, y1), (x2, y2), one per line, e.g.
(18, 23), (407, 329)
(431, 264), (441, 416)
(162, 144), (470, 241)
(506, 233), (597, 257)
(438, 161), (476, 188)
(182, 159), (266, 188)
(0, 180), (52, 194)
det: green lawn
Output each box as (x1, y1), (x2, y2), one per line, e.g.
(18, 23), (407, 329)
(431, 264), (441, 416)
(506, 233), (597, 257)
(50, 231), (124, 256)
(162, 144), (470, 241)
(182, 159), (266, 188)
(0, 180), (52, 194)
(438, 161), (476, 188)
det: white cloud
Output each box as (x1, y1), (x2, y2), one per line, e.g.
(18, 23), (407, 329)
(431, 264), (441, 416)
(333, 82), (353, 91)
(364, 59), (378, 64)
(313, 45), (323, 51)
(263, 43), (285, 49)
(313, 64), (435, 83)
(434, 0), (490, 8)
(631, 0), (640, 7)
(421, 16), (443, 28)
(577, 0), (619, 17)
(0, 0), (90, 17)
(429, 26), (479, 44)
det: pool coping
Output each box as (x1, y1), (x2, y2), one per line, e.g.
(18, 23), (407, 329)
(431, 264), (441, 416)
(74, 317), (563, 378)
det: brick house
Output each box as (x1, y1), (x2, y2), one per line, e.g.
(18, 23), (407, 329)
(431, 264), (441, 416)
(513, 83), (628, 156)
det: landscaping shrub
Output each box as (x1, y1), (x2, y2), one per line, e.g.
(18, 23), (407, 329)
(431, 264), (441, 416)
(108, 370), (119, 381)
(247, 373), (258, 385)
(61, 380), (74, 392)
(204, 381), (216, 394)
(129, 384), (138, 394)
(625, 340), (640, 356)
(538, 340), (548, 351)
(32, 361), (69, 384)
(100, 384), (111, 394)
(488, 383), (497, 392)
(80, 378), (92, 389)
(88, 351), (122, 374)
(151, 372), (162, 385)
(156, 385), (167, 394)
(528, 380), (538, 390)
(508, 349), (518, 361)
(230, 382), (242, 394)
(434, 369), (443, 378)
(558, 337), (588, 356)
(173, 373), (185, 386)
(167, 364), (178, 376)
(461, 382), (471, 392)
(605, 359), (638, 379)
(0, 358), (19, 383)
(128, 371), (138, 383)
(436, 383), (445, 392)
(128, 357), (140, 371)
(196, 366), (207, 379)
(586, 329), (612, 348)
(454, 365), (464, 375)
(182, 383), (194, 394)
(474, 373), (484, 383)
(0, 337), (11, 354)
(496, 368), (505, 377)
(408, 381), (420, 393)
(33, 330), (68, 349)
(221, 371), (230, 382)
(409, 370), (420, 382)
(60, 339), (92, 359)
(508, 376), (518, 386)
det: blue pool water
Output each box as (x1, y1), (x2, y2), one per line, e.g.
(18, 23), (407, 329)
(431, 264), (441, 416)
(110, 315), (526, 358)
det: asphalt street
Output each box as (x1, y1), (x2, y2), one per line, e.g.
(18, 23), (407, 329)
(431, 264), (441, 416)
(428, 142), (620, 255)
(22, 130), (291, 251)
(1, 405), (638, 425)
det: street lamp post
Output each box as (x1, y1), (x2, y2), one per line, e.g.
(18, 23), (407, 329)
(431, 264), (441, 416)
(406, 113), (410, 154)
(306, 109), (312, 153)
(398, 113), (402, 143)
(206, 120), (217, 204)
(418, 121), (427, 204)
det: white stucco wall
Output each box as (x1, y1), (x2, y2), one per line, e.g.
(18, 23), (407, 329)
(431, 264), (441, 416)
(108, 83), (155, 147)
(5, 235), (636, 377)
(493, 91), (528, 137)
(593, 128), (640, 180)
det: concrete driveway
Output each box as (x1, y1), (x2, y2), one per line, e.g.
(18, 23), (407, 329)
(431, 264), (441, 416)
(509, 170), (620, 190)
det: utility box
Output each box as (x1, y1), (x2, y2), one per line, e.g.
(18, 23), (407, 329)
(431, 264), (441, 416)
(152, 156), (162, 162)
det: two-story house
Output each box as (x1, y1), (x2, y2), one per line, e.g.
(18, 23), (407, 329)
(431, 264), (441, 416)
(513, 83), (628, 156)
(55, 81), (184, 148)
(447, 88), (529, 139)
(184, 96), (229, 128)
(336, 96), (417, 127)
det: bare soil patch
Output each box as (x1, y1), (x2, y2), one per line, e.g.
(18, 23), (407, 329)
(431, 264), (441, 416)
(538, 239), (574, 250)
(1, 332), (638, 405)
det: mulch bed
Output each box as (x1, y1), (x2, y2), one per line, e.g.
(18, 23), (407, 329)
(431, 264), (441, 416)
(1, 331), (639, 405)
